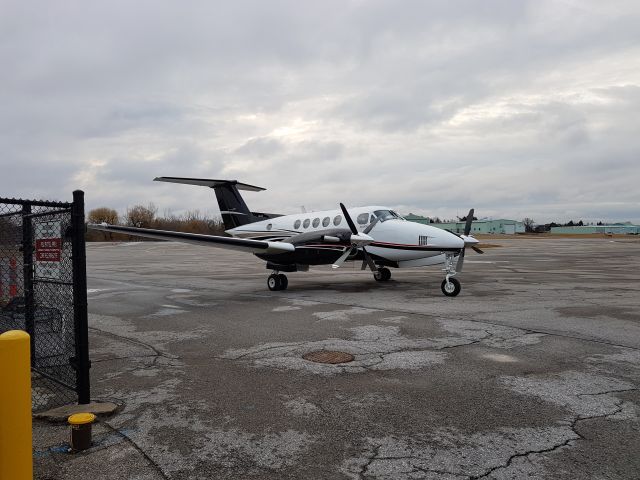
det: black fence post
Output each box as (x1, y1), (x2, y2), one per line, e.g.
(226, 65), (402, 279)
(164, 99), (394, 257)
(71, 190), (90, 404)
(21, 203), (35, 362)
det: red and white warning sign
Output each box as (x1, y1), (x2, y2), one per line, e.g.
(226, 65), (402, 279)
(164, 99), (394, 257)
(35, 220), (62, 280)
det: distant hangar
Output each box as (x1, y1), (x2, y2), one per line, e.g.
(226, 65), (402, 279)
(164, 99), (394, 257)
(549, 224), (640, 235)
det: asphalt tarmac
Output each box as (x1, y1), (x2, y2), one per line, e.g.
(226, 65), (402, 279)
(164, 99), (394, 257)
(34, 237), (640, 479)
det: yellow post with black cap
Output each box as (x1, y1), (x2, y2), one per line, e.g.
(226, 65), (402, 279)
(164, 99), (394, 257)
(0, 330), (33, 480)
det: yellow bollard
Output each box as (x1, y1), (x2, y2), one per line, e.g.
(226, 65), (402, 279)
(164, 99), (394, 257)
(0, 330), (33, 480)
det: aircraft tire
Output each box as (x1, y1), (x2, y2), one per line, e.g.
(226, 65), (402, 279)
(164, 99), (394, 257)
(268, 274), (282, 291)
(374, 268), (391, 282)
(278, 274), (288, 290)
(441, 278), (461, 297)
(380, 268), (391, 281)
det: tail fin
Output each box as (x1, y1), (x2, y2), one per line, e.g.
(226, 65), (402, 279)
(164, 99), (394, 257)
(154, 177), (269, 230)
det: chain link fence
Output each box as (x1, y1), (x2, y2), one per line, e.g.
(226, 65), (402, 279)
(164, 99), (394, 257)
(0, 192), (90, 411)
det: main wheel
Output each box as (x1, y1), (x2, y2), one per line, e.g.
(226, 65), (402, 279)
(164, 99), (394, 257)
(268, 274), (282, 291)
(374, 267), (391, 282)
(278, 274), (288, 290)
(380, 267), (391, 281)
(441, 277), (461, 297)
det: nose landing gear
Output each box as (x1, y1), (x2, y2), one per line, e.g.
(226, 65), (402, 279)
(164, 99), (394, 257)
(267, 272), (288, 291)
(441, 253), (461, 297)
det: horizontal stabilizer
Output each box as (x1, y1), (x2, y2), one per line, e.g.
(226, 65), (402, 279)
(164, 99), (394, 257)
(154, 177), (265, 192)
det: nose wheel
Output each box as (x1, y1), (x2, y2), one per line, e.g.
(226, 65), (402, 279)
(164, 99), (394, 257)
(441, 277), (461, 296)
(267, 273), (288, 291)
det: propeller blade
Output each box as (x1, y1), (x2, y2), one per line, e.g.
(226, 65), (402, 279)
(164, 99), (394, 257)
(340, 203), (358, 235)
(471, 245), (484, 254)
(363, 216), (379, 234)
(456, 248), (466, 272)
(361, 247), (377, 272)
(464, 208), (475, 236)
(332, 247), (352, 269)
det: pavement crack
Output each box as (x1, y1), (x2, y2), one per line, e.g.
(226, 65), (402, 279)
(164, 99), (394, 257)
(572, 399), (627, 427)
(439, 338), (484, 350)
(91, 354), (159, 363)
(470, 400), (631, 480)
(576, 388), (637, 397)
(89, 326), (178, 360)
(359, 444), (382, 479)
(101, 421), (170, 480)
(469, 436), (576, 480)
(230, 342), (309, 360)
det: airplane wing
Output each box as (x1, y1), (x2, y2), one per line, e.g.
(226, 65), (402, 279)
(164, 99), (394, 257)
(88, 224), (295, 254)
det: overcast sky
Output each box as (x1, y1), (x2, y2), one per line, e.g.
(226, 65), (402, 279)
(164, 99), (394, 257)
(1, 0), (639, 223)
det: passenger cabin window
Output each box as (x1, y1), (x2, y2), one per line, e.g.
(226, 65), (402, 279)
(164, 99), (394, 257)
(303, 219), (310, 228)
(322, 217), (330, 227)
(312, 218), (320, 228)
(266, 223), (272, 230)
(357, 213), (369, 225)
(294, 220), (301, 229)
(333, 215), (342, 226)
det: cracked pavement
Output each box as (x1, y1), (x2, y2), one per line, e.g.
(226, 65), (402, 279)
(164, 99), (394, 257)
(33, 237), (640, 479)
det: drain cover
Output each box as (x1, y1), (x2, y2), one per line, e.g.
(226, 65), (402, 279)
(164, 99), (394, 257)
(303, 350), (354, 364)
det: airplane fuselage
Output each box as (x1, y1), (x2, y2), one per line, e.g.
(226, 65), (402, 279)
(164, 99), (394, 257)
(227, 206), (464, 269)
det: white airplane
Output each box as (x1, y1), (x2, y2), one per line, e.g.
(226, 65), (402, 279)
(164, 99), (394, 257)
(89, 177), (483, 296)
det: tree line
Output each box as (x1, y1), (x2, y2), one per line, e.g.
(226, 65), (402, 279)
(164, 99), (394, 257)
(86, 204), (225, 241)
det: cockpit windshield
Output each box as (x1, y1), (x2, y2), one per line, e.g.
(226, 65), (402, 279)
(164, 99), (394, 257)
(373, 210), (405, 222)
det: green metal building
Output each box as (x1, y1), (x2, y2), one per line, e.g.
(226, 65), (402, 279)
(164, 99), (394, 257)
(404, 213), (525, 234)
(550, 224), (640, 234)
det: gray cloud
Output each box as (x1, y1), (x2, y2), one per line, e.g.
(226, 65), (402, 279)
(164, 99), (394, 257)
(1, 0), (639, 224)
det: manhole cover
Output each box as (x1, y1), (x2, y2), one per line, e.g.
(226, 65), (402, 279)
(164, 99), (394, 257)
(303, 350), (354, 364)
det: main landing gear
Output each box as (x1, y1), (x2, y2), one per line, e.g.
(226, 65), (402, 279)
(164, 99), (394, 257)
(267, 272), (288, 291)
(440, 253), (461, 297)
(374, 267), (391, 282)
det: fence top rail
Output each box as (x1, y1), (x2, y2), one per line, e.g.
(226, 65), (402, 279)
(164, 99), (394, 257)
(0, 197), (72, 208)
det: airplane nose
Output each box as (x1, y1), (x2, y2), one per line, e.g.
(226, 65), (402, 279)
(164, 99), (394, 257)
(448, 231), (465, 249)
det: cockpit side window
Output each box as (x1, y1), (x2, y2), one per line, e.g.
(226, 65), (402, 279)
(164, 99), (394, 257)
(357, 213), (369, 225)
(373, 210), (393, 222)
(373, 210), (404, 222)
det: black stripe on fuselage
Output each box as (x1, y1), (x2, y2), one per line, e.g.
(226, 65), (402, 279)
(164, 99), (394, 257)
(370, 242), (460, 252)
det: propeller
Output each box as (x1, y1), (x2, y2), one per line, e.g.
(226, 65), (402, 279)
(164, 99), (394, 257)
(332, 203), (377, 270)
(455, 208), (484, 272)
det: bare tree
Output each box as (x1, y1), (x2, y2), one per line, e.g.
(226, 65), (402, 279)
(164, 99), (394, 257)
(522, 217), (535, 233)
(88, 207), (119, 225)
(126, 203), (157, 228)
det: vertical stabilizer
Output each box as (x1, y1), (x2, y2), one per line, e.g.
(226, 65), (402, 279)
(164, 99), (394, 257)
(154, 177), (267, 230)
